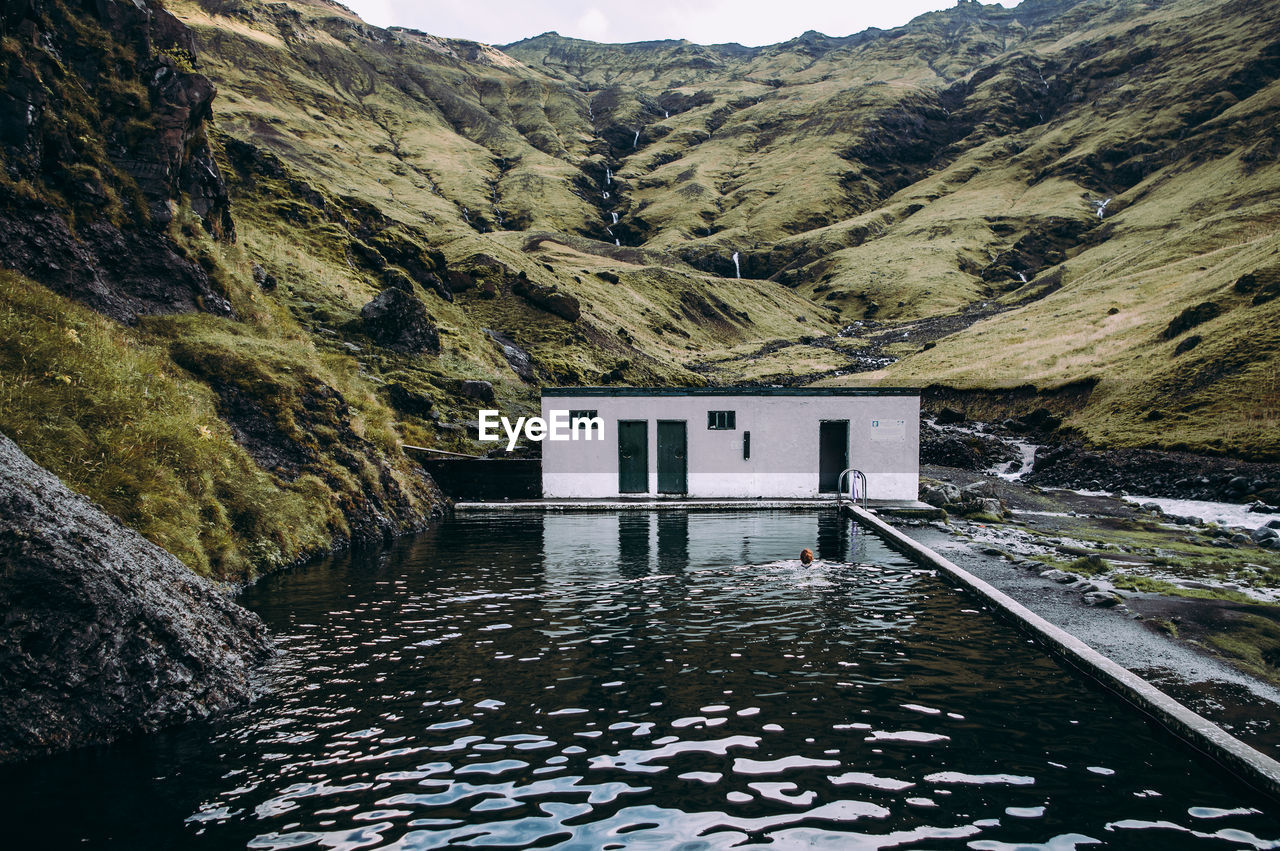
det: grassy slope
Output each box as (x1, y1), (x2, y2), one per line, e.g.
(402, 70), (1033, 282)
(0, 2), (448, 580)
(853, 0), (1280, 457)
(502, 0), (1280, 458)
(168, 0), (825, 418)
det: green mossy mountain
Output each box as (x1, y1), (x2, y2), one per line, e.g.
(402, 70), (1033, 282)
(3, 0), (1280, 576)
(168, 0), (1279, 457)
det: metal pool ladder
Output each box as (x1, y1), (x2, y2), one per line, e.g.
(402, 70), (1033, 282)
(836, 468), (868, 511)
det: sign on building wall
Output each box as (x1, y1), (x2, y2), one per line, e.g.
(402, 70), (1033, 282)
(869, 418), (906, 441)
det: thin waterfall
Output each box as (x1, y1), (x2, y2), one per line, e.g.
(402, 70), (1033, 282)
(732, 252), (741, 279)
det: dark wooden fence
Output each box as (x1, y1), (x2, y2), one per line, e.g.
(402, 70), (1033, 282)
(416, 458), (541, 500)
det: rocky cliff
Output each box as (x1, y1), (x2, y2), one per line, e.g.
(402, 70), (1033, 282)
(0, 0), (446, 580)
(1, 0), (234, 321)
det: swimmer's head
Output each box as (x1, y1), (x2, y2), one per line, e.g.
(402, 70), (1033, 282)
(800, 548), (814, 566)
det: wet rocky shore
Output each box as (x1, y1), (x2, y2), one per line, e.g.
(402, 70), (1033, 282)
(0, 435), (272, 763)
(922, 408), (1280, 510)
(908, 418), (1280, 753)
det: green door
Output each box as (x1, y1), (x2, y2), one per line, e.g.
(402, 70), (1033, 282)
(618, 420), (648, 493)
(657, 420), (688, 495)
(818, 420), (848, 493)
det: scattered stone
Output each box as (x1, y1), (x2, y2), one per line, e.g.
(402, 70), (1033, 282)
(1007, 408), (1062, 433)
(251, 263), (277, 292)
(1083, 592), (1121, 607)
(459, 380), (495, 404)
(512, 275), (580, 321)
(977, 498), (1004, 517)
(360, 288), (440, 354)
(935, 407), (966, 425)
(483, 329), (535, 382)
(1040, 569), (1078, 583)
(1141, 502), (1163, 513)
(961, 480), (999, 499)
(919, 481), (961, 508)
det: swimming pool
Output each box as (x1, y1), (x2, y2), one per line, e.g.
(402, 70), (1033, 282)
(3, 510), (1277, 849)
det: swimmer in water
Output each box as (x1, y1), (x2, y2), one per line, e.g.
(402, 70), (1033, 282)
(800, 548), (814, 566)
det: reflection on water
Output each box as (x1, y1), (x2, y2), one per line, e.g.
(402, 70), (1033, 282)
(2, 510), (1278, 849)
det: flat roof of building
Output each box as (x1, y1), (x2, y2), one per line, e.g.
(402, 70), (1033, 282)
(542, 386), (920, 397)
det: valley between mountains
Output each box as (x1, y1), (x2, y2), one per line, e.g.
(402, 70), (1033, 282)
(2, 0), (1279, 575)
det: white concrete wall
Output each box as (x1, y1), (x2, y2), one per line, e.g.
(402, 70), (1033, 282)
(539, 393), (919, 500)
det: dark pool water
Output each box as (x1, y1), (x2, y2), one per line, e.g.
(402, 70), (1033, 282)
(4, 510), (1280, 849)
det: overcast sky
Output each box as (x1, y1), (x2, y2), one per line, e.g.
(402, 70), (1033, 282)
(340, 1), (1022, 47)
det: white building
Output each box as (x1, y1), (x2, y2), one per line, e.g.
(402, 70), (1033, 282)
(540, 387), (920, 500)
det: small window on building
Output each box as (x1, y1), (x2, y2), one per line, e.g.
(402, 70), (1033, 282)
(568, 409), (603, 439)
(707, 410), (736, 430)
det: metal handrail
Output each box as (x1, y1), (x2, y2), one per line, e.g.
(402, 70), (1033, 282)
(836, 468), (868, 511)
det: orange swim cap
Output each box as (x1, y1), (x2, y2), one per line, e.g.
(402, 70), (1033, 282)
(800, 548), (814, 565)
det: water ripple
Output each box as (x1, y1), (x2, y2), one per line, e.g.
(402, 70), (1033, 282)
(5, 511), (1275, 848)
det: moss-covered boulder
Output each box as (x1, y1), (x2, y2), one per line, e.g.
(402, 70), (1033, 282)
(360, 288), (440, 354)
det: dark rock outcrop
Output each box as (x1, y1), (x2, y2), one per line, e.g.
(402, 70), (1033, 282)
(1028, 443), (1280, 506)
(360, 288), (440, 354)
(0, 0), (236, 323)
(1162, 301), (1221, 339)
(919, 421), (1015, 470)
(0, 433), (271, 764)
(484, 328), (535, 381)
(512, 276), (581, 321)
(0, 209), (233, 322)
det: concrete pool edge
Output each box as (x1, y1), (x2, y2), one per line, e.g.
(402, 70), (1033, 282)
(845, 504), (1280, 802)
(455, 498), (945, 519)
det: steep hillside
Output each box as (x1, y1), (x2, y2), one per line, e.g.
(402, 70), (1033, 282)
(167, 0), (1279, 458)
(503, 0), (1280, 457)
(160, 0), (824, 404)
(0, 0), (445, 579)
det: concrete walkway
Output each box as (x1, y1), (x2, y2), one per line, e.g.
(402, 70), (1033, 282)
(848, 505), (1280, 801)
